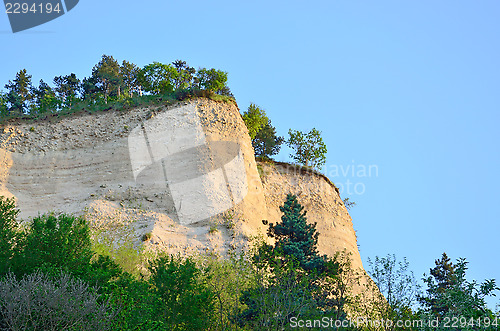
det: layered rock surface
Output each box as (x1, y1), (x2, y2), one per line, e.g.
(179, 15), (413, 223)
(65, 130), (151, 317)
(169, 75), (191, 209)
(0, 99), (363, 273)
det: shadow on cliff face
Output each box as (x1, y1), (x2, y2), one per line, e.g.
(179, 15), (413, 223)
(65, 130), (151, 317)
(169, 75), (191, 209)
(128, 103), (248, 226)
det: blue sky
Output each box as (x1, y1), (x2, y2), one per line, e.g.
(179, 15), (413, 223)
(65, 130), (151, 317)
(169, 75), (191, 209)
(1, 1), (499, 308)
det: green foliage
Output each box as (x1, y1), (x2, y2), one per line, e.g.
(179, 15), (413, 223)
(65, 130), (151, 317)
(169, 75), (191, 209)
(120, 60), (141, 97)
(418, 253), (499, 329)
(197, 252), (257, 330)
(195, 68), (232, 96)
(4, 68), (33, 114)
(0, 56), (235, 122)
(238, 259), (318, 330)
(53, 73), (81, 108)
(266, 193), (327, 273)
(91, 55), (122, 103)
(242, 103), (284, 159)
(242, 103), (269, 140)
(239, 194), (339, 329)
(343, 197), (357, 210)
(138, 61), (177, 95)
(0, 270), (115, 331)
(253, 120), (284, 159)
(0, 196), (20, 276)
(148, 255), (216, 330)
(365, 254), (421, 328)
(172, 59), (196, 90)
(14, 213), (93, 277)
(287, 128), (327, 170)
(30, 79), (61, 114)
(0, 92), (8, 117)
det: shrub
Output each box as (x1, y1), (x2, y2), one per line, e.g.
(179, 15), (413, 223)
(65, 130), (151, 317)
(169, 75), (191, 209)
(0, 196), (19, 276)
(13, 213), (93, 277)
(0, 270), (115, 331)
(148, 255), (216, 330)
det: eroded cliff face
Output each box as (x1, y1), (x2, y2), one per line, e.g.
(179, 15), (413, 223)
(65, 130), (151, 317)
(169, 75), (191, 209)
(0, 99), (363, 272)
(259, 161), (364, 272)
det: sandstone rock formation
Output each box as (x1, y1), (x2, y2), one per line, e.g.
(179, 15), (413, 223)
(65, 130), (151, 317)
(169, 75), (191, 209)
(0, 98), (363, 274)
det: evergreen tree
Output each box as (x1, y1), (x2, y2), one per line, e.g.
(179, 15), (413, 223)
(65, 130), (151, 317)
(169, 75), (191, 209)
(53, 73), (80, 108)
(418, 253), (499, 329)
(4, 69), (33, 113)
(120, 60), (141, 97)
(30, 79), (60, 114)
(419, 252), (456, 318)
(0, 91), (8, 116)
(91, 55), (121, 103)
(81, 76), (100, 102)
(266, 193), (327, 273)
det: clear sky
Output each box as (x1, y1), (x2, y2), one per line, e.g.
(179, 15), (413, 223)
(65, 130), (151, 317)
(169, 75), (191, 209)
(1, 0), (499, 308)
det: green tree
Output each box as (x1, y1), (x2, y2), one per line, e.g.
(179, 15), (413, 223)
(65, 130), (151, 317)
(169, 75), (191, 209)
(0, 91), (9, 117)
(198, 252), (256, 330)
(287, 128), (327, 170)
(239, 194), (333, 329)
(4, 69), (33, 114)
(53, 73), (81, 108)
(253, 121), (284, 159)
(172, 59), (196, 90)
(195, 68), (231, 95)
(418, 252), (457, 318)
(265, 193), (327, 273)
(0, 196), (20, 276)
(148, 255), (215, 330)
(242, 103), (269, 140)
(242, 104), (284, 159)
(238, 259), (317, 330)
(30, 79), (60, 114)
(13, 213), (93, 277)
(81, 76), (100, 102)
(120, 60), (141, 97)
(418, 253), (499, 330)
(91, 55), (121, 103)
(138, 62), (177, 95)
(365, 254), (421, 329)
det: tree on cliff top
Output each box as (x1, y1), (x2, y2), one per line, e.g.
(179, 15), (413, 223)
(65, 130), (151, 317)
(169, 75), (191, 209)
(242, 104), (284, 159)
(287, 128), (327, 170)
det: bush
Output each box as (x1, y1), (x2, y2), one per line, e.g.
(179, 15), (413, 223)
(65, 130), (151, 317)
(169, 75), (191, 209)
(149, 255), (215, 330)
(0, 270), (114, 331)
(0, 196), (19, 276)
(13, 213), (93, 277)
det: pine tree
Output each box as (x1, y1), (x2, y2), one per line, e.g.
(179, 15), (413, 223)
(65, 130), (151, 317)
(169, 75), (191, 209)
(91, 55), (121, 103)
(4, 69), (33, 114)
(419, 252), (457, 318)
(267, 193), (327, 273)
